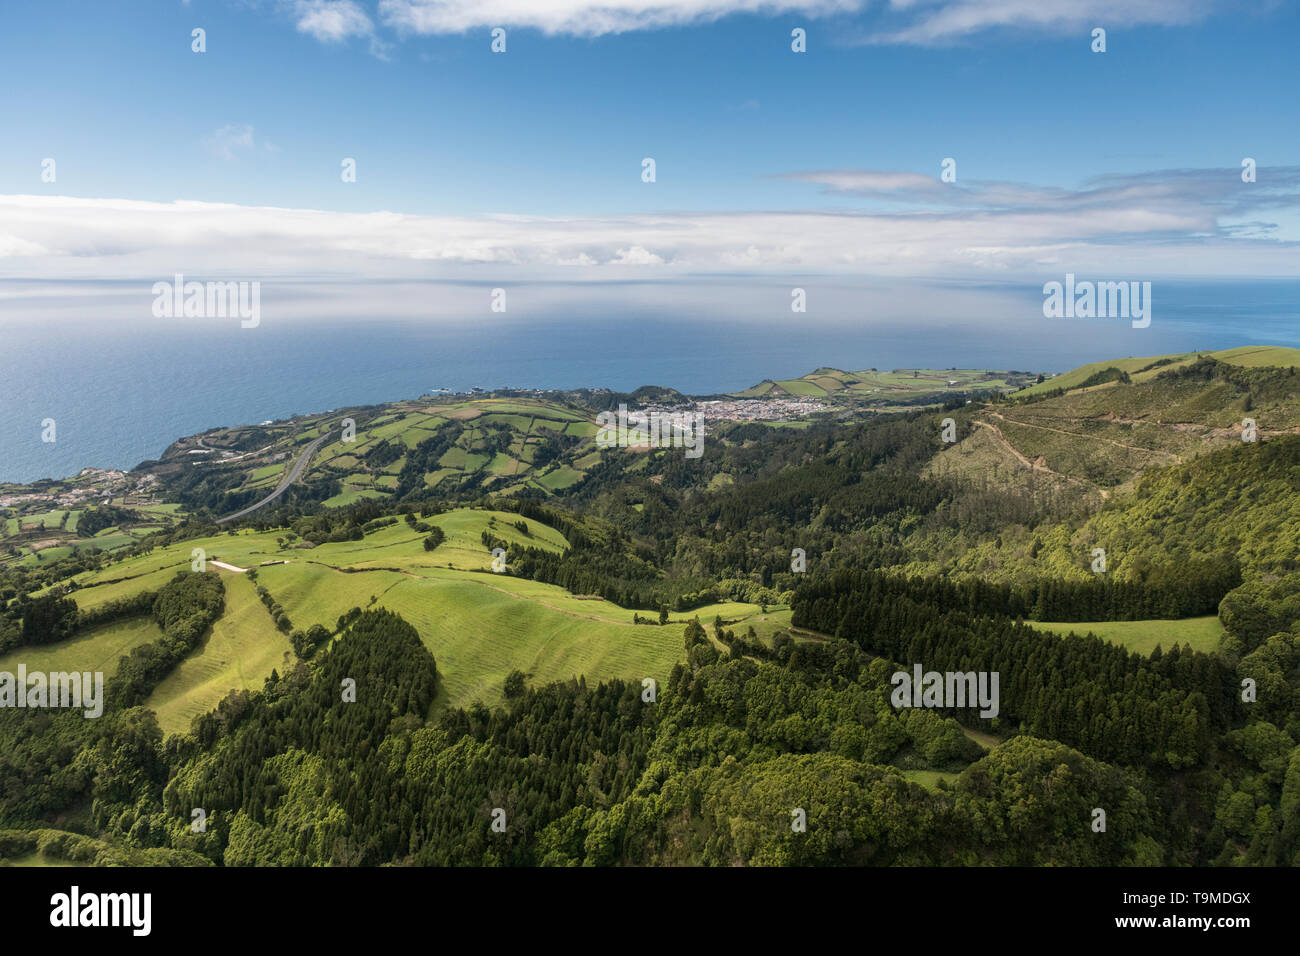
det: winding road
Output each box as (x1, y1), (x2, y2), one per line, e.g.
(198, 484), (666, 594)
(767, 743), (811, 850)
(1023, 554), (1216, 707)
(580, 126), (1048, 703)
(216, 430), (332, 524)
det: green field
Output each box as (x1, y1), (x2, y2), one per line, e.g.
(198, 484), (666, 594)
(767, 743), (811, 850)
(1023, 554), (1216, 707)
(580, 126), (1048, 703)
(77, 533), (135, 551)
(237, 505), (675, 710)
(322, 487), (389, 508)
(0, 616), (165, 679)
(243, 524), (789, 709)
(23, 510), (67, 530)
(774, 379), (829, 396)
(252, 559), (684, 710)
(1033, 615), (1225, 655)
(537, 466), (585, 490)
(146, 570), (294, 737)
(901, 769), (958, 791)
(248, 462), (286, 482)
(374, 572), (683, 709)
(23, 546), (73, 565)
(70, 565), (192, 610)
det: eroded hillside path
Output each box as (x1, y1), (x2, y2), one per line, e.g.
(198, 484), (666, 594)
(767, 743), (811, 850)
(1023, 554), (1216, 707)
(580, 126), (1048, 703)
(970, 419), (1105, 496)
(984, 410), (1182, 462)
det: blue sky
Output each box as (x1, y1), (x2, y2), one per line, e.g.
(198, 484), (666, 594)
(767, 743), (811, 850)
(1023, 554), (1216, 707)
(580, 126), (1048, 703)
(0, 0), (1296, 286)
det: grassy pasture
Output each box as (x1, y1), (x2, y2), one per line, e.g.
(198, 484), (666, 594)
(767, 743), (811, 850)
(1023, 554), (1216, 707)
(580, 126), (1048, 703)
(774, 379), (828, 396)
(537, 466), (585, 491)
(732, 380), (778, 398)
(24, 547), (73, 565)
(24, 510), (67, 530)
(373, 572), (684, 709)
(248, 463), (285, 482)
(322, 488), (389, 508)
(76, 533), (135, 552)
(254, 559), (685, 710)
(1016, 346), (1300, 398)
(0, 616), (165, 679)
(146, 570), (294, 738)
(253, 562), (402, 632)
(71, 566), (188, 609)
(1033, 615), (1224, 655)
(901, 769), (958, 791)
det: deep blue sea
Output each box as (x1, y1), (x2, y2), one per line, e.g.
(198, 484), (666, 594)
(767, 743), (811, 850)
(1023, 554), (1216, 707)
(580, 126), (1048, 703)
(2, 279), (1297, 483)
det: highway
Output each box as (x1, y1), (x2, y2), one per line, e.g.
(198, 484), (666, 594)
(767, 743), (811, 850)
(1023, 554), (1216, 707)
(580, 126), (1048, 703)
(215, 430), (332, 524)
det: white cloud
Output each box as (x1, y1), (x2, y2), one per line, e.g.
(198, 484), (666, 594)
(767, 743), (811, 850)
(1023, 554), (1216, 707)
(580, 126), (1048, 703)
(286, 0), (392, 56)
(786, 169), (944, 195)
(293, 0), (375, 42)
(202, 124), (259, 162)
(371, 0), (1222, 40)
(0, 166), (1296, 285)
(788, 166), (1300, 224)
(612, 245), (665, 265)
(0, 234), (49, 257)
(868, 0), (1220, 45)
(378, 0), (867, 37)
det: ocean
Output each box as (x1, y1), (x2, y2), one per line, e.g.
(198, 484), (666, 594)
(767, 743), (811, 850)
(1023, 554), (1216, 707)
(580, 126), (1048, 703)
(2, 279), (1297, 483)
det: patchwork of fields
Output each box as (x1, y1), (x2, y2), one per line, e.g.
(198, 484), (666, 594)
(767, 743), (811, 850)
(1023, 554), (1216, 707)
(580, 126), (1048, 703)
(296, 398), (604, 506)
(0, 500), (177, 567)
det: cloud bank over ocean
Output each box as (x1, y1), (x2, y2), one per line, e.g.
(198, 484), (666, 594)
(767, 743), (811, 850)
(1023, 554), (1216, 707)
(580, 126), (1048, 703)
(2, 163), (1297, 287)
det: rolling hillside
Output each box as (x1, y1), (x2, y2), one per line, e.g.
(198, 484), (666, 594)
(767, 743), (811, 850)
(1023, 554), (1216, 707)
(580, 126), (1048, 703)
(20, 508), (789, 732)
(931, 348), (1300, 495)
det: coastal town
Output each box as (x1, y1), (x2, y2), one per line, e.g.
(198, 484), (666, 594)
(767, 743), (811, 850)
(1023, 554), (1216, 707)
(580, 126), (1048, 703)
(696, 397), (828, 421)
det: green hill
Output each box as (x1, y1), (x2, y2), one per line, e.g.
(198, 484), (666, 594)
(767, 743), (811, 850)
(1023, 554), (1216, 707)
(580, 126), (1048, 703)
(1016, 345), (1300, 398)
(732, 366), (1034, 401)
(14, 508), (789, 727)
(933, 351), (1300, 494)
